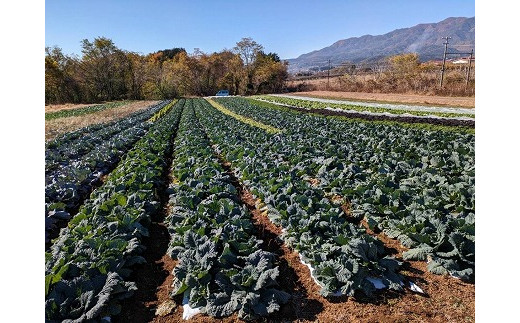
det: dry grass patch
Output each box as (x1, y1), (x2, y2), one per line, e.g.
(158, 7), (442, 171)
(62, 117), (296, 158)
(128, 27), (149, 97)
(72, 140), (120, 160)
(290, 90), (475, 108)
(45, 100), (159, 141)
(45, 102), (93, 113)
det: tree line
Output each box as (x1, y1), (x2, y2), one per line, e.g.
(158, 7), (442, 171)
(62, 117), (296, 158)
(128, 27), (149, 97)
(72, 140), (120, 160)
(45, 37), (288, 104)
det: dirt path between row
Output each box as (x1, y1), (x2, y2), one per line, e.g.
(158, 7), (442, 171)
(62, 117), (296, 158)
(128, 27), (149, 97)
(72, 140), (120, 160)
(292, 91), (475, 108)
(221, 158), (324, 321)
(115, 102), (184, 323)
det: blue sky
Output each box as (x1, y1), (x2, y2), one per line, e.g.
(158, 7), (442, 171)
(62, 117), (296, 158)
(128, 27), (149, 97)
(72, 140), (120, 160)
(45, 0), (475, 59)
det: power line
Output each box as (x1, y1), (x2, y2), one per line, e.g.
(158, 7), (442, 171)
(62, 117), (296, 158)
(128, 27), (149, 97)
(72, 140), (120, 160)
(327, 59), (331, 90)
(440, 36), (452, 87)
(439, 37), (474, 88)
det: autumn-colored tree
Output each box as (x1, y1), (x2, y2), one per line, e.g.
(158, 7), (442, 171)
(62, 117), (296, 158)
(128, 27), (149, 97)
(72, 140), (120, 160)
(45, 36), (288, 103)
(251, 51), (288, 93)
(142, 52), (175, 99)
(45, 46), (83, 104)
(79, 37), (131, 101)
(216, 51), (247, 95)
(164, 51), (193, 97)
(124, 52), (147, 100)
(388, 53), (420, 76)
(45, 47), (67, 104)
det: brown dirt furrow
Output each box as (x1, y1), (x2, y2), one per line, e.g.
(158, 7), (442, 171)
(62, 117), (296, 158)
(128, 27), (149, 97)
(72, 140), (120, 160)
(211, 148), (325, 321)
(148, 197), (183, 322)
(237, 189), (324, 321)
(115, 222), (174, 323)
(116, 113), (180, 323)
(116, 168), (179, 322)
(360, 219), (407, 256)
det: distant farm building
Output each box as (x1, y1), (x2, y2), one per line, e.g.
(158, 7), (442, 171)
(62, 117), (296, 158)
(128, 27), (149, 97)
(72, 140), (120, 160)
(452, 57), (475, 64)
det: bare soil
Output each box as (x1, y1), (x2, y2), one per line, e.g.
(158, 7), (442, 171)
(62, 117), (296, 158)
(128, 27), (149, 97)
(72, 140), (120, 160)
(45, 100), (159, 141)
(291, 91), (475, 108)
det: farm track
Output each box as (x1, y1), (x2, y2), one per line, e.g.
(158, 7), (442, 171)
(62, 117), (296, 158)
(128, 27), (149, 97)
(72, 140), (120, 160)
(283, 105), (475, 128)
(116, 102), (186, 323)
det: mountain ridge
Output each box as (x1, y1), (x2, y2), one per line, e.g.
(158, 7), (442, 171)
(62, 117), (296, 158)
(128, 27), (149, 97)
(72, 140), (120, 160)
(286, 17), (475, 73)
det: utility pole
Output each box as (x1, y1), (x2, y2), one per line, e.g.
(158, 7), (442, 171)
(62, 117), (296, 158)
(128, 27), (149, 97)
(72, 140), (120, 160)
(466, 49), (473, 87)
(439, 36), (451, 88)
(327, 59), (331, 90)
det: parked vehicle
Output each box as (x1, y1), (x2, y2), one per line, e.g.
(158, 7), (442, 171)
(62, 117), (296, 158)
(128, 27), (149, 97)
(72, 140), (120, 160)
(216, 90), (229, 96)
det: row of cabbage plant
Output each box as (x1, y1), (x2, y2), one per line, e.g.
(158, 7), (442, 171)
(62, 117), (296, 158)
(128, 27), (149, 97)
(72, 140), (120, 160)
(215, 97), (475, 282)
(165, 99), (289, 320)
(254, 95), (474, 119)
(44, 99), (185, 322)
(195, 98), (404, 298)
(45, 101), (171, 243)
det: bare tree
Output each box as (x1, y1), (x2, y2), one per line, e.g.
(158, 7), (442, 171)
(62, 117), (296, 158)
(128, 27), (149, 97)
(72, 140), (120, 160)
(233, 37), (263, 66)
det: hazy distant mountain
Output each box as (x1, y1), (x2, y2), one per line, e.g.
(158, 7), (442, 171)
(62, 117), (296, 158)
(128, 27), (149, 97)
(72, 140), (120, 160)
(286, 17), (475, 73)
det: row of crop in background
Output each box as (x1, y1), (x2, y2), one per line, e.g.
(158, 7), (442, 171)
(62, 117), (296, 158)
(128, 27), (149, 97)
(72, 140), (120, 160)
(254, 95), (475, 119)
(45, 101), (131, 120)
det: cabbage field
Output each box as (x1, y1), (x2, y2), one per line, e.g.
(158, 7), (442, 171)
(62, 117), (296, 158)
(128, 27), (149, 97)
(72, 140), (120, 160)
(45, 97), (475, 322)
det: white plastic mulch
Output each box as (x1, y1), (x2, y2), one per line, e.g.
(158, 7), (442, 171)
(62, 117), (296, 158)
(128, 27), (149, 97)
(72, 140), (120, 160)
(270, 94), (475, 116)
(182, 290), (202, 320)
(298, 254), (424, 296)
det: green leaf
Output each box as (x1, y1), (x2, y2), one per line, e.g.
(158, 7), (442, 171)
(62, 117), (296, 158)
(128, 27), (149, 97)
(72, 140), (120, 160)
(116, 194), (127, 206)
(403, 246), (433, 261)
